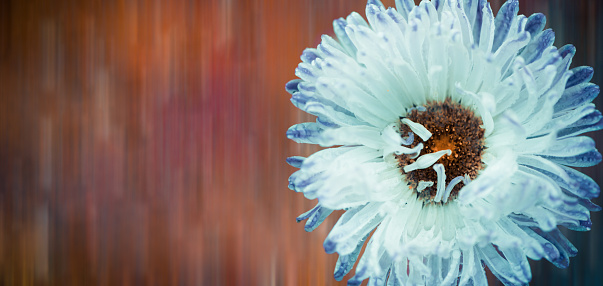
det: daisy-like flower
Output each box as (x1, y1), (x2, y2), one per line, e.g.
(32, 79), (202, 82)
(286, 0), (602, 285)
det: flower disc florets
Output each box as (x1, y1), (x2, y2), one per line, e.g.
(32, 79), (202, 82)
(398, 98), (486, 203)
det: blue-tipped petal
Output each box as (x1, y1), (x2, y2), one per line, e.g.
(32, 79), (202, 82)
(501, 246), (532, 283)
(462, 0), (478, 23)
(295, 64), (318, 81)
(560, 217), (592, 232)
(521, 29), (554, 64)
(296, 204), (320, 222)
(555, 83), (600, 113)
(286, 123), (323, 144)
(286, 156), (305, 168)
(296, 204), (334, 232)
(290, 91), (310, 108)
(333, 18), (357, 56)
(558, 109), (603, 138)
(334, 234), (368, 281)
(394, 0), (415, 19)
(552, 44), (576, 78)
(324, 204), (383, 256)
(433, 0), (444, 11)
(524, 13), (546, 37)
(368, 0), (385, 9)
(513, 223), (565, 268)
(286, 79), (302, 94)
(579, 219), (592, 229)
(539, 136), (596, 158)
(288, 170), (320, 192)
(479, 244), (530, 285)
(366, 4), (382, 32)
(577, 197), (602, 211)
(566, 66), (595, 88)
(347, 265), (368, 286)
(317, 117), (339, 128)
(492, 0), (519, 52)
(559, 44), (576, 59)
(318, 35), (349, 60)
(545, 202), (591, 231)
(301, 48), (322, 64)
(304, 207), (333, 232)
(534, 228), (578, 268)
(550, 229), (579, 257)
(567, 108), (603, 128)
(559, 165), (601, 199)
(540, 150), (602, 168)
(324, 239), (337, 254)
(471, 0), (486, 44)
(291, 88), (355, 117)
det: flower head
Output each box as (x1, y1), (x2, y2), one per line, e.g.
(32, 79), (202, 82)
(286, 0), (601, 285)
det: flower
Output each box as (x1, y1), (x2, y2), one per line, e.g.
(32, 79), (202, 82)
(285, 0), (601, 285)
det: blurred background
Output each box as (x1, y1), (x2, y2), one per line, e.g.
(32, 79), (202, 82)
(0, 0), (601, 285)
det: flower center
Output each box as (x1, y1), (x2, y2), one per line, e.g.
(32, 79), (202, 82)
(396, 98), (486, 204)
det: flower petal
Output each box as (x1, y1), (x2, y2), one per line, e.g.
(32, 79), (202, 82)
(296, 203), (334, 232)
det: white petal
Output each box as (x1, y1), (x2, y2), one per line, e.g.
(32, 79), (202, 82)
(417, 180), (434, 192)
(404, 149), (451, 173)
(401, 118), (432, 141)
(433, 164), (447, 202)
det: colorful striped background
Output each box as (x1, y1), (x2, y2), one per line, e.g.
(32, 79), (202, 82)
(0, 0), (601, 285)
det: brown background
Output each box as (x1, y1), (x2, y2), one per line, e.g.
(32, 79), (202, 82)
(0, 0), (601, 285)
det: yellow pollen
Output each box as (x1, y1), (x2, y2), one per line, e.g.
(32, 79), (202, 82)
(430, 135), (456, 155)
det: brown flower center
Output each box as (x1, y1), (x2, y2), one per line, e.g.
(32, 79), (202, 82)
(396, 98), (486, 204)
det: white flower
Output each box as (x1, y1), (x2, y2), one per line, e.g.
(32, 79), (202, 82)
(286, 0), (601, 285)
